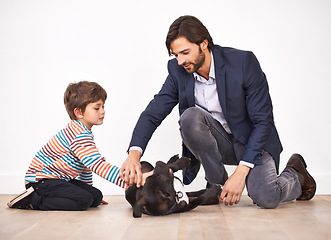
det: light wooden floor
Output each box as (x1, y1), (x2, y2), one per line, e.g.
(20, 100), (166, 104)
(1, 195), (331, 240)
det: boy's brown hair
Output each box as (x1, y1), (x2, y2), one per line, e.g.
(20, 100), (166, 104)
(64, 81), (107, 120)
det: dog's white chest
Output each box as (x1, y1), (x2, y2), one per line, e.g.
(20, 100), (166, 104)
(173, 177), (189, 204)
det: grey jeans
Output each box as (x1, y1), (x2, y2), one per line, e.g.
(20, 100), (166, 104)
(179, 107), (302, 208)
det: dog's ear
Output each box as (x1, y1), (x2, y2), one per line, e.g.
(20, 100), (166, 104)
(125, 184), (139, 207)
(141, 161), (155, 173)
(133, 196), (145, 218)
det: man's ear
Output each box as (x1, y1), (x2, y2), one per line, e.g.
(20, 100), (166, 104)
(200, 39), (208, 51)
(74, 108), (83, 119)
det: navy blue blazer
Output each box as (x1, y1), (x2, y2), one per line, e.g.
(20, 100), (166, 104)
(129, 45), (283, 174)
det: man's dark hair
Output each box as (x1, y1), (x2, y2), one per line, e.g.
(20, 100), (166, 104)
(166, 15), (214, 56)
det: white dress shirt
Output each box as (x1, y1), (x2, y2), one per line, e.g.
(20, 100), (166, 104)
(193, 53), (253, 168)
(193, 53), (231, 134)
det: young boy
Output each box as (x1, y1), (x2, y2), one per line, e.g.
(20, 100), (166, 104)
(8, 81), (132, 210)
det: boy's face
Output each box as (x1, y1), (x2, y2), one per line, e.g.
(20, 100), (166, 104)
(76, 99), (105, 130)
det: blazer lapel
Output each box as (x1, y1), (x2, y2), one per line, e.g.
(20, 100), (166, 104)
(213, 48), (227, 118)
(185, 74), (195, 107)
(183, 47), (226, 110)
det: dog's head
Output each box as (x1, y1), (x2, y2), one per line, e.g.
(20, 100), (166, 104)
(139, 161), (176, 216)
(128, 155), (191, 217)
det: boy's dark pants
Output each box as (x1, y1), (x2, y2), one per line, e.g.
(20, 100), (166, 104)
(26, 179), (103, 210)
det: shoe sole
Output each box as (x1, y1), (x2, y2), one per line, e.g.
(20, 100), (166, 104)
(7, 187), (35, 208)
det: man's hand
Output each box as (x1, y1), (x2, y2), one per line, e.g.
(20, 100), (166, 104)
(219, 164), (250, 206)
(119, 150), (142, 187)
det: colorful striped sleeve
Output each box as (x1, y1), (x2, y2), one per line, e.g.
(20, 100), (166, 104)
(70, 132), (127, 189)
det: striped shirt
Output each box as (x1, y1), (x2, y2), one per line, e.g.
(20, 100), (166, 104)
(25, 120), (127, 189)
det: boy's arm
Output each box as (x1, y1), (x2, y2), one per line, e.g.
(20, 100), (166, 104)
(71, 134), (127, 189)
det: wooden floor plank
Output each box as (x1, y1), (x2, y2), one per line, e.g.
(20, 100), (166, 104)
(1, 195), (331, 240)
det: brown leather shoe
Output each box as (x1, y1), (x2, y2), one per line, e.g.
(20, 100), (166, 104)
(286, 153), (316, 200)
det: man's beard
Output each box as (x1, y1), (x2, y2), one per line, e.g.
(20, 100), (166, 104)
(183, 47), (205, 73)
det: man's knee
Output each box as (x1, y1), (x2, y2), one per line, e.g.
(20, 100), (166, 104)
(248, 188), (280, 209)
(179, 107), (206, 136)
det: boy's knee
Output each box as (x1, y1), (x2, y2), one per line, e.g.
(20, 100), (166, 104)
(77, 192), (94, 210)
(91, 188), (103, 207)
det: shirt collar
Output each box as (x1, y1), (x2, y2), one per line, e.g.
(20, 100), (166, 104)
(193, 52), (215, 82)
(74, 120), (92, 134)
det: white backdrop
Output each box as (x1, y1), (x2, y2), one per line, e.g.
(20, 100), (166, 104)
(1, 0), (330, 195)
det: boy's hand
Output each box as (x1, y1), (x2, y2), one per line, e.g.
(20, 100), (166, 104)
(120, 150), (142, 187)
(101, 200), (108, 205)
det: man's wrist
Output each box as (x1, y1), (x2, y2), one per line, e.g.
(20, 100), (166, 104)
(239, 160), (254, 168)
(129, 146), (143, 154)
(235, 164), (251, 176)
(128, 148), (142, 161)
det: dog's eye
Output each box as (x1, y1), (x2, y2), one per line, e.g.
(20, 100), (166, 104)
(158, 190), (171, 200)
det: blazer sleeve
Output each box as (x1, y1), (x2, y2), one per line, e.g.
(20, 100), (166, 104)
(128, 68), (179, 153)
(240, 51), (276, 165)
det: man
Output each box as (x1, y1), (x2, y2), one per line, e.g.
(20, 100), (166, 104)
(120, 15), (316, 208)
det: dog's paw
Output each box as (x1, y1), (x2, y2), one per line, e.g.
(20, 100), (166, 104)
(167, 154), (180, 164)
(206, 184), (222, 197)
(167, 155), (191, 172)
(176, 157), (191, 169)
(200, 184), (222, 205)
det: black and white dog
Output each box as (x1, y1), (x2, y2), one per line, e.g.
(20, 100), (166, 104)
(125, 155), (222, 218)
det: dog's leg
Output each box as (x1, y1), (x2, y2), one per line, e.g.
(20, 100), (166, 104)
(171, 185), (222, 214)
(167, 156), (191, 172)
(167, 154), (180, 164)
(188, 184), (222, 209)
(187, 186), (221, 205)
(187, 189), (206, 198)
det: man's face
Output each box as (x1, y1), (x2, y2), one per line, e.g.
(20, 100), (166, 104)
(170, 37), (205, 73)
